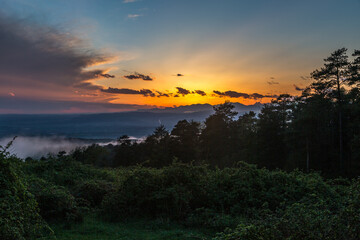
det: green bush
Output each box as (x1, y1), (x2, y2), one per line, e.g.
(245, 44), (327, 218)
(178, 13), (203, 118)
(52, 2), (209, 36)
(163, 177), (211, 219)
(0, 152), (53, 240)
(213, 185), (360, 240)
(100, 161), (346, 233)
(23, 155), (116, 188)
(72, 179), (115, 207)
(27, 177), (82, 223)
(9, 153), (360, 239)
(101, 163), (208, 220)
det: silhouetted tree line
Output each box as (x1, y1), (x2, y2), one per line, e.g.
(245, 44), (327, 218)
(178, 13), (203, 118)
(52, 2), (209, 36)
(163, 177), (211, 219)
(72, 48), (360, 177)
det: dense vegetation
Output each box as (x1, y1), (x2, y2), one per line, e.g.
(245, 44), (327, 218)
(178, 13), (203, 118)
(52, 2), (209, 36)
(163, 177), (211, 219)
(2, 153), (360, 239)
(0, 139), (53, 240)
(1, 48), (360, 239)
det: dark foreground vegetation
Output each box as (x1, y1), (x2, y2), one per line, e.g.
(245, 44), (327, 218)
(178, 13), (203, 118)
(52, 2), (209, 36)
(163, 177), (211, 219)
(1, 48), (360, 239)
(2, 150), (360, 239)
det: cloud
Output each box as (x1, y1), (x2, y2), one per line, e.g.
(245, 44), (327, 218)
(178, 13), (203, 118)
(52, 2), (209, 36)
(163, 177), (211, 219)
(0, 13), (114, 92)
(267, 81), (279, 85)
(300, 76), (310, 80)
(175, 73), (184, 77)
(156, 91), (171, 97)
(100, 87), (209, 98)
(213, 90), (276, 99)
(123, 0), (137, 3)
(0, 96), (155, 114)
(213, 90), (249, 98)
(251, 93), (266, 99)
(123, 72), (153, 81)
(127, 14), (142, 19)
(8, 92), (15, 97)
(99, 73), (115, 78)
(193, 90), (206, 96)
(294, 84), (305, 91)
(270, 77), (275, 79)
(101, 87), (155, 97)
(176, 87), (191, 96)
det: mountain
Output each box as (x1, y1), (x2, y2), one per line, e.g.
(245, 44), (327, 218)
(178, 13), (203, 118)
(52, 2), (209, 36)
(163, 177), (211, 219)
(0, 103), (263, 139)
(139, 102), (263, 114)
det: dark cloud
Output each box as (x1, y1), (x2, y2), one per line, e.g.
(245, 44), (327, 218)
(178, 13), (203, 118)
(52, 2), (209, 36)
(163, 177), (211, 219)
(270, 77), (275, 79)
(213, 90), (276, 99)
(294, 84), (305, 91)
(0, 13), (113, 90)
(176, 87), (191, 96)
(123, 72), (153, 81)
(156, 91), (171, 97)
(101, 87), (155, 97)
(213, 90), (250, 98)
(102, 88), (139, 95)
(267, 81), (279, 85)
(140, 89), (156, 97)
(193, 90), (207, 96)
(251, 93), (265, 99)
(102, 87), (208, 98)
(175, 74), (184, 77)
(99, 73), (115, 78)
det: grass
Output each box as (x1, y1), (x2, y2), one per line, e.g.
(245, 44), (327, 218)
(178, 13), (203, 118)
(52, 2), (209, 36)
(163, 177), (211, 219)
(47, 215), (213, 240)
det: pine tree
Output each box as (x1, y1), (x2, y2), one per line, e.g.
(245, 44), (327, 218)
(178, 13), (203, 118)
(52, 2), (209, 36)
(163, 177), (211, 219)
(311, 48), (350, 173)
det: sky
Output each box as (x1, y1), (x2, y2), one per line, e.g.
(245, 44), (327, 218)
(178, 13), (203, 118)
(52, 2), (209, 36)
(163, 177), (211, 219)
(0, 0), (359, 113)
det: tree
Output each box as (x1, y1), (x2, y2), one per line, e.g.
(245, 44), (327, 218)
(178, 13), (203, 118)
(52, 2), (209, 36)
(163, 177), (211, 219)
(200, 101), (238, 167)
(145, 125), (171, 167)
(232, 111), (258, 164)
(212, 101), (238, 123)
(289, 94), (337, 173)
(170, 120), (201, 163)
(311, 48), (350, 173)
(349, 50), (360, 86)
(256, 95), (294, 169)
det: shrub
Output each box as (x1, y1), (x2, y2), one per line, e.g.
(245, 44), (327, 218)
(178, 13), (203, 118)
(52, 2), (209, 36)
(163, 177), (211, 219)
(72, 179), (115, 207)
(101, 163), (208, 220)
(0, 152), (53, 240)
(27, 177), (82, 223)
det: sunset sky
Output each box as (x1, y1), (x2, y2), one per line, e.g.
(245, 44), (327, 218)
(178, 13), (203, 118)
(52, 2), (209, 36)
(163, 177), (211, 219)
(0, 0), (359, 113)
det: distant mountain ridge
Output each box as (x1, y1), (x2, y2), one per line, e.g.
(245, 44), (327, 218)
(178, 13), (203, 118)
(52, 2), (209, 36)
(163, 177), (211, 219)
(138, 102), (263, 114)
(0, 103), (263, 139)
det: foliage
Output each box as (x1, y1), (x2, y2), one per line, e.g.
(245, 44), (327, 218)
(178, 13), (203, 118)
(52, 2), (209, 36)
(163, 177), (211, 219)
(214, 180), (360, 240)
(72, 179), (115, 207)
(0, 145), (53, 240)
(27, 177), (82, 223)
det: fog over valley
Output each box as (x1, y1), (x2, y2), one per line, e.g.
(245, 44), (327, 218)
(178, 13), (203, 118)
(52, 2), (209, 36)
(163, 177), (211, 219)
(0, 103), (262, 158)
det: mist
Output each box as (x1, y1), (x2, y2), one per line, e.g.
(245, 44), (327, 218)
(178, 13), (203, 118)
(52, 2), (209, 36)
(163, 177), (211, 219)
(0, 136), (121, 159)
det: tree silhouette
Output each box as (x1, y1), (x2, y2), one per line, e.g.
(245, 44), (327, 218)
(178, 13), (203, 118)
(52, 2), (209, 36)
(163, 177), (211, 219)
(311, 48), (350, 172)
(349, 50), (360, 86)
(201, 101), (238, 166)
(170, 120), (201, 163)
